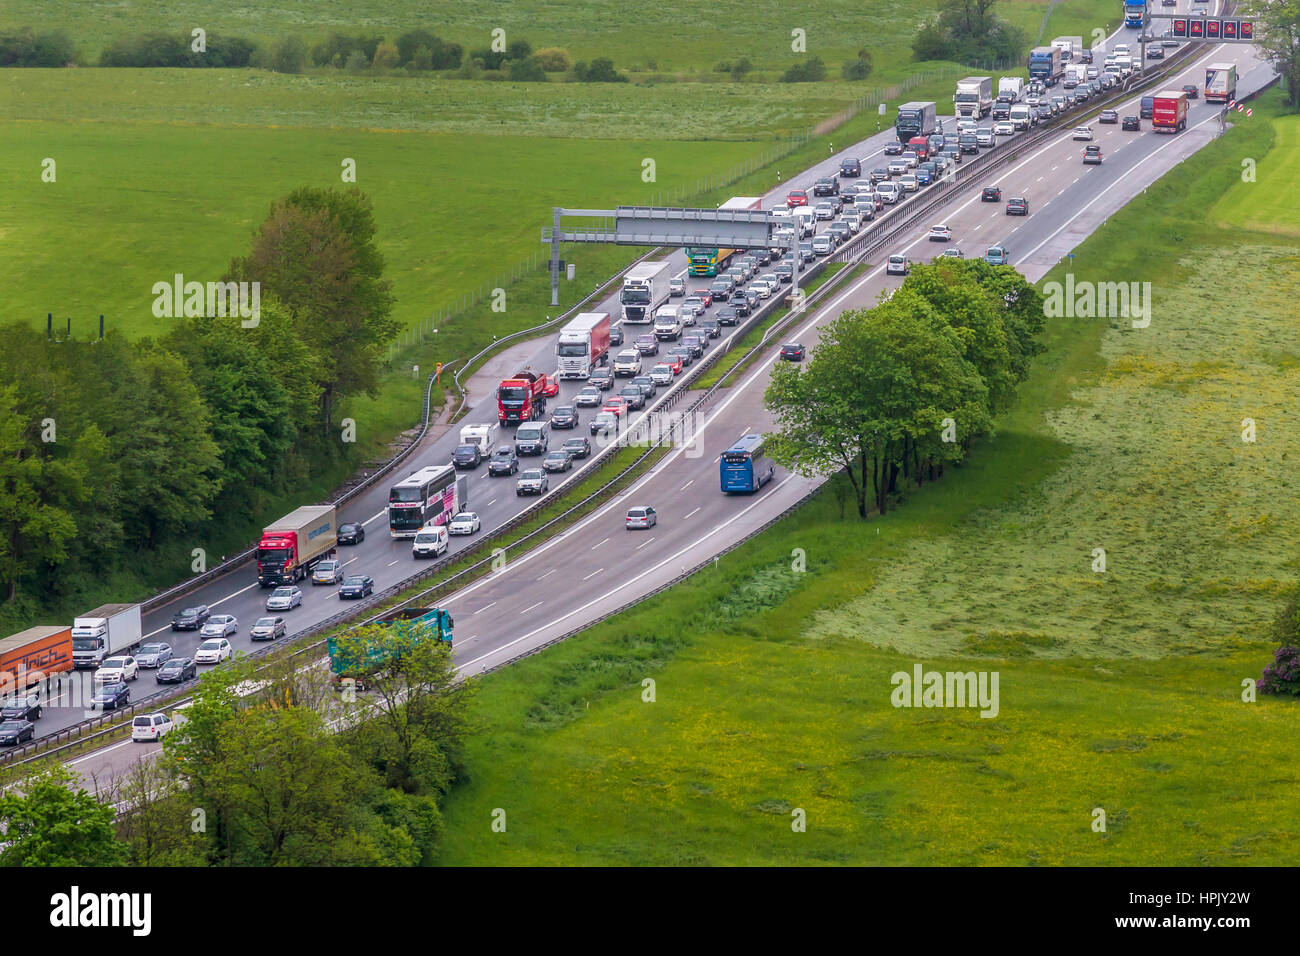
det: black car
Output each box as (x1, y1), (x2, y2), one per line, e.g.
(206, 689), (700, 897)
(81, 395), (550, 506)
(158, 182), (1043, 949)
(731, 297), (752, 318)
(780, 343), (806, 362)
(1147, 45), (1164, 60)
(813, 177), (839, 197)
(680, 336), (705, 359)
(701, 318), (721, 338)
(562, 436), (591, 459)
(1140, 96), (1154, 119)
(609, 325), (624, 347)
(838, 158), (861, 177)
(0, 695), (41, 721)
(669, 346), (694, 367)
(550, 405), (579, 429)
(488, 447), (519, 476)
(1183, 84), (1199, 100)
(1122, 115), (1141, 131)
(0, 720), (35, 745)
(453, 443), (482, 468)
(773, 263), (794, 284)
(1006, 197), (1029, 216)
(338, 522), (365, 545)
(634, 334), (659, 356)
(588, 367), (614, 390)
(339, 575), (374, 599)
(1099, 109), (1118, 124)
(981, 186), (1001, 202)
(631, 375), (658, 399)
(884, 141), (904, 155)
(716, 306), (740, 327)
(171, 605), (210, 631)
(157, 657), (198, 684)
(90, 682), (130, 711)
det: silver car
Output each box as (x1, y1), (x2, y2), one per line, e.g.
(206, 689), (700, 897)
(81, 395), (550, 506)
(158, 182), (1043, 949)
(516, 469), (549, 496)
(200, 614), (238, 638)
(135, 642), (173, 669)
(266, 585), (303, 611)
(312, 558), (342, 585)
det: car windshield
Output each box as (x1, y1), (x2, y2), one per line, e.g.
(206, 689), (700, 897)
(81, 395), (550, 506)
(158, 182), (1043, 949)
(200, 640), (222, 650)
(343, 577), (367, 585)
(140, 644), (165, 655)
(177, 608), (199, 618)
(0, 721), (24, 731)
(340, 524), (360, 533)
(492, 450), (512, 460)
(455, 444), (477, 455)
(415, 533), (439, 542)
(103, 658), (127, 668)
(517, 427), (542, 440)
(255, 617), (277, 626)
(272, 588), (294, 597)
(521, 470), (544, 479)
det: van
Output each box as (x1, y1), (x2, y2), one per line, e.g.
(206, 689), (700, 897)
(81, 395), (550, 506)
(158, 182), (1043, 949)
(1140, 96), (1154, 118)
(654, 306), (683, 341)
(412, 524), (449, 559)
(513, 422), (549, 455)
(791, 206), (816, 237)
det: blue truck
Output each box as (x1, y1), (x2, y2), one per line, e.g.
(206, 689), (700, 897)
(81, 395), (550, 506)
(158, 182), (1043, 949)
(327, 607), (453, 689)
(1124, 1), (1146, 28)
(1027, 46), (1064, 85)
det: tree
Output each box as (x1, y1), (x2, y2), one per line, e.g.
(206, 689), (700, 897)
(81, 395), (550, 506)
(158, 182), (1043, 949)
(110, 757), (209, 866)
(507, 55), (547, 82)
(267, 35), (307, 74)
(345, 49), (370, 73)
(730, 57), (753, 80)
(506, 39), (533, 61)
(781, 56), (827, 82)
(842, 49), (873, 81)
(372, 41), (399, 71)
(534, 47), (572, 72)
(576, 57), (628, 82)
(1241, 0), (1300, 107)
(0, 764), (129, 866)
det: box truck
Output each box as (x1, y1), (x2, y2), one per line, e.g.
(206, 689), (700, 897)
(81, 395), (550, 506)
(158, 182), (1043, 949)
(1205, 63), (1237, 103)
(1, 625), (73, 690)
(620, 260), (673, 324)
(71, 604), (142, 669)
(556, 311), (612, 379)
(1151, 90), (1188, 132)
(997, 77), (1024, 102)
(256, 505), (337, 587)
(895, 101), (938, 142)
(1028, 46), (1064, 85)
(327, 607), (453, 689)
(954, 76), (993, 118)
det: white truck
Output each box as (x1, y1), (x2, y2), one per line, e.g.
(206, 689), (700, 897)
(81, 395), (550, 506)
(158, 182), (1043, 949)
(954, 76), (993, 118)
(1204, 62), (1237, 103)
(555, 311), (612, 379)
(459, 422), (499, 456)
(1051, 36), (1081, 62)
(653, 305), (682, 341)
(71, 603), (142, 669)
(620, 260), (673, 324)
(1063, 62), (1088, 88)
(997, 76), (1024, 102)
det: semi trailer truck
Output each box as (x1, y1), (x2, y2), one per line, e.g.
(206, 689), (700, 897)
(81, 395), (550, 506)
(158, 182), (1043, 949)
(620, 260), (673, 324)
(1028, 46), (1064, 85)
(895, 101), (938, 142)
(954, 76), (993, 118)
(1, 625), (73, 690)
(256, 505), (338, 587)
(1205, 63), (1237, 103)
(71, 604), (142, 668)
(556, 311), (612, 379)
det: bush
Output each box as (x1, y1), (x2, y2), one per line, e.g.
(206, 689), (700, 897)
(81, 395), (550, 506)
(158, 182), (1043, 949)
(714, 60), (732, 73)
(268, 36), (307, 74)
(780, 56), (827, 83)
(730, 57), (753, 80)
(470, 46), (507, 70)
(311, 33), (382, 68)
(372, 41), (399, 70)
(507, 55), (547, 82)
(345, 49), (370, 74)
(395, 30), (462, 70)
(0, 28), (77, 67)
(507, 40), (532, 61)
(574, 57), (627, 83)
(842, 49), (873, 81)
(1259, 645), (1300, 696)
(534, 47), (571, 71)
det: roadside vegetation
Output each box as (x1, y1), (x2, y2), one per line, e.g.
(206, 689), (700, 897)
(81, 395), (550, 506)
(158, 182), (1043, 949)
(434, 89), (1300, 865)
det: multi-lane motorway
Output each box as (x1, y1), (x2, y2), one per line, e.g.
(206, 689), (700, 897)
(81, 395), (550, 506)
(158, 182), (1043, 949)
(52, 4), (1275, 789)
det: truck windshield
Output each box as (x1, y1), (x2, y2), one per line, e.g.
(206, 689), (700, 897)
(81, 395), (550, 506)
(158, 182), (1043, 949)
(256, 546), (290, 562)
(557, 342), (588, 356)
(955, 93), (978, 103)
(73, 638), (100, 651)
(498, 387), (527, 401)
(621, 288), (651, 304)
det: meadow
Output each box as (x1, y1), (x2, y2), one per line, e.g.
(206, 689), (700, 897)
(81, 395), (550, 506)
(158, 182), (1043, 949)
(435, 90), (1300, 865)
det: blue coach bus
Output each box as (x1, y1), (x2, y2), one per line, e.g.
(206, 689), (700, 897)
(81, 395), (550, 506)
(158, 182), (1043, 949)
(720, 434), (775, 493)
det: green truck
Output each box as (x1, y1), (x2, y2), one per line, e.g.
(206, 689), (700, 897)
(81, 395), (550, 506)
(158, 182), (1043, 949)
(327, 607), (453, 688)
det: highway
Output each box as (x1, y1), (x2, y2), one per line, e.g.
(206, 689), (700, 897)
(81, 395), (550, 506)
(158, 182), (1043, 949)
(41, 3), (1274, 788)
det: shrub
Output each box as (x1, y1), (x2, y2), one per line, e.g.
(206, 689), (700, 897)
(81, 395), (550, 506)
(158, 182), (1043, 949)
(268, 36), (307, 74)
(780, 56), (827, 83)
(395, 30), (462, 70)
(842, 49), (873, 81)
(0, 28), (77, 67)
(345, 49), (370, 74)
(575, 57), (627, 83)
(1259, 645), (1300, 696)
(534, 47), (571, 71)
(506, 39), (532, 60)
(372, 41), (399, 70)
(730, 57), (753, 80)
(507, 55), (547, 82)
(714, 60), (732, 73)
(471, 46), (507, 70)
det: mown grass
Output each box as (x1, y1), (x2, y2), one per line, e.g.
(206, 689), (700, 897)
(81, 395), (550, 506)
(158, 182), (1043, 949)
(435, 88), (1300, 865)
(1210, 109), (1300, 236)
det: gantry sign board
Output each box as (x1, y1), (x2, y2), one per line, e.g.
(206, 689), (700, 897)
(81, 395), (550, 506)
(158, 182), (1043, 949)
(1144, 13), (1260, 43)
(547, 206), (777, 250)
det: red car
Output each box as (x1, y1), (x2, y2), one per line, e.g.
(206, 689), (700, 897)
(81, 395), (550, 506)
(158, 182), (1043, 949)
(602, 396), (629, 418)
(543, 377), (560, 398)
(786, 189), (809, 207)
(693, 290), (713, 307)
(662, 354), (684, 375)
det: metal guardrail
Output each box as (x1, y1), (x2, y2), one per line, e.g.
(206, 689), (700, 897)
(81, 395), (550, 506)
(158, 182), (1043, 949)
(6, 41), (1220, 770)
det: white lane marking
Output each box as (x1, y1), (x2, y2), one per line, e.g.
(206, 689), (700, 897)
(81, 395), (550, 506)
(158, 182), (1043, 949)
(486, 498), (498, 507)
(680, 479), (694, 491)
(387, 559), (400, 567)
(582, 569), (603, 581)
(364, 509), (386, 526)
(474, 602), (496, 614)
(684, 507), (701, 520)
(537, 568), (557, 580)
(635, 536), (656, 550)
(591, 537), (610, 550)
(341, 557), (357, 568)
(520, 601), (544, 614)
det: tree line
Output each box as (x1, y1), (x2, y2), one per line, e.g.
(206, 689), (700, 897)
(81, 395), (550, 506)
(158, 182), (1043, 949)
(0, 187), (396, 621)
(764, 258), (1044, 519)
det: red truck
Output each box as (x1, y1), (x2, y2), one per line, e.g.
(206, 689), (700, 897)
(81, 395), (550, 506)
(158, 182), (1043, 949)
(256, 505), (338, 587)
(497, 368), (558, 424)
(907, 136), (930, 159)
(1151, 90), (1188, 133)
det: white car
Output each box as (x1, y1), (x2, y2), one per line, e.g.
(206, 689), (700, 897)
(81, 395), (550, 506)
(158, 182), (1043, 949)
(1073, 126), (1093, 140)
(412, 525), (450, 557)
(575, 385), (602, 407)
(194, 638), (233, 665)
(95, 655), (138, 683)
(928, 225), (952, 242)
(876, 182), (900, 204)
(886, 255), (910, 276)
(887, 159), (908, 176)
(200, 614), (238, 638)
(131, 713), (174, 742)
(898, 174), (919, 193)
(448, 511), (481, 536)
(613, 349), (642, 376)
(956, 118), (977, 133)
(994, 121), (1015, 136)
(650, 364), (675, 385)
(668, 277), (685, 297)
(266, 585), (302, 610)
(975, 129), (995, 147)
(751, 279), (774, 298)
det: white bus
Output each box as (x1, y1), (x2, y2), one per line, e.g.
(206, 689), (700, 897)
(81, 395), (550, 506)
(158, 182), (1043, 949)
(388, 465), (465, 538)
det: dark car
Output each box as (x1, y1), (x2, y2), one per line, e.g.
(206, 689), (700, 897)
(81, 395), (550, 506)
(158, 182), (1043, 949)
(90, 682), (130, 711)
(884, 141), (904, 155)
(780, 343), (807, 362)
(0, 695), (41, 721)
(869, 167), (890, 184)
(717, 306), (740, 327)
(1005, 197), (1029, 216)
(773, 262), (794, 284)
(1140, 96), (1155, 119)
(608, 325), (624, 347)
(562, 436), (591, 459)
(813, 177), (839, 197)
(1122, 115), (1141, 131)
(0, 720), (35, 746)
(731, 297), (752, 318)
(634, 333), (659, 356)
(488, 446), (518, 476)
(453, 443), (482, 468)
(743, 289), (762, 309)
(681, 335), (705, 359)
(1147, 45), (1164, 60)
(550, 405), (578, 429)
(338, 522), (365, 545)
(339, 575), (374, 599)
(1183, 84), (1199, 99)
(1099, 109), (1118, 124)
(589, 411), (617, 436)
(982, 186), (1002, 202)
(588, 367), (614, 390)
(669, 345), (694, 367)
(170, 605), (210, 631)
(701, 318), (721, 338)
(631, 375), (658, 399)
(839, 158), (861, 177)
(618, 385), (646, 410)
(542, 450), (573, 473)
(157, 657), (198, 684)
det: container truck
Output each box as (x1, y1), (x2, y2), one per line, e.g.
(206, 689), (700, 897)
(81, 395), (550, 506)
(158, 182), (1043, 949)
(1205, 63), (1237, 104)
(954, 77), (993, 118)
(327, 607), (453, 689)
(1028, 46), (1064, 85)
(997, 77), (1024, 102)
(1124, 1), (1146, 28)
(620, 260), (673, 324)
(1151, 90), (1188, 133)
(497, 368), (556, 424)
(256, 505), (337, 587)
(71, 604), (142, 668)
(556, 311), (611, 380)
(1, 625), (73, 691)
(459, 422), (499, 456)
(895, 101), (938, 143)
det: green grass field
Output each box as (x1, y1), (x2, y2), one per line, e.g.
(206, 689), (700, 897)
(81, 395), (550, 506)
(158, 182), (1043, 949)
(434, 90), (1300, 865)
(1210, 110), (1300, 236)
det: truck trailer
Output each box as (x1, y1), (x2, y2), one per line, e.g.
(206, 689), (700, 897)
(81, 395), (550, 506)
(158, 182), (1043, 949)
(327, 607), (453, 689)
(1205, 63), (1237, 103)
(996, 77), (1024, 102)
(954, 76), (993, 118)
(71, 604), (142, 669)
(556, 311), (612, 379)
(620, 260), (673, 324)
(1, 625), (73, 690)
(497, 369), (557, 424)
(895, 101), (938, 142)
(1028, 46), (1064, 85)
(256, 505), (338, 587)
(1151, 90), (1188, 132)
(1051, 36), (1082, 62)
